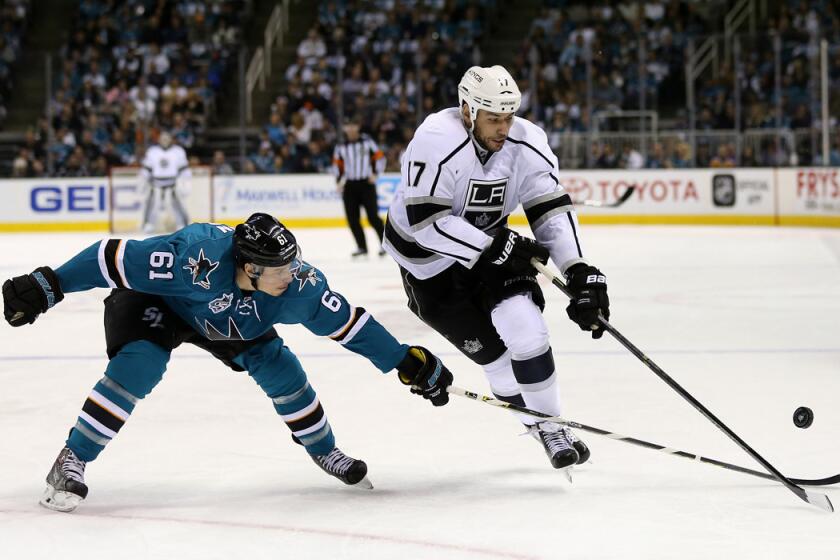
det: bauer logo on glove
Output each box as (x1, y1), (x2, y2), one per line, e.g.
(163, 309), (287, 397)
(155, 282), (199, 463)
(564, 263), (610, 339)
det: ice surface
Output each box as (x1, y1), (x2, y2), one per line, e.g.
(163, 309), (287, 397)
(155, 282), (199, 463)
(1, 226), (839, 559)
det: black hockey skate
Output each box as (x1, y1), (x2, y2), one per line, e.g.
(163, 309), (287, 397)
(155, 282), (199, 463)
(311, 447), (373, 489)
(529, 423), (580, 470)
(563, 427), (591, 465)
(40, 447), (88, 512)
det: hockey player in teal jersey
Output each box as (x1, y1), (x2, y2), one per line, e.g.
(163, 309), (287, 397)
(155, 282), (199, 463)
(2, 213), (453, 512)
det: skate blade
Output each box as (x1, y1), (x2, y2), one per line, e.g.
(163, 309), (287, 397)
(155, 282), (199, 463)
(561, 467), (573, 483)
(353, 476), (374, 490)
(39, 484), (83, 513)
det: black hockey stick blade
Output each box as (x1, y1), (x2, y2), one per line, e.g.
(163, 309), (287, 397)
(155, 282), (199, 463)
(575, 184), (636, 208)
(531, 260), (834, 512)
(790, 473), (840, 486)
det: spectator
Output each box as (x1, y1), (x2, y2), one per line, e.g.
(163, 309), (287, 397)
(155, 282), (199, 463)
(297, 28), (326, 66)
(265, 112), (288, 147)
(670, 142), (691, 168)
(595, 144), (619, 168)
(741, 145), (760, 167)
(709, 144), (736, 168)
(646, 142), (667, 168)
(621, 145), (645, 169)
(11, 148), (29, 177)
(250, 141), (275, 174)
(212, 150), (234, 175)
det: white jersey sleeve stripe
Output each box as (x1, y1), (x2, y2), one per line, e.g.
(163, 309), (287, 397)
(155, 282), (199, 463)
(327, 304), (358, 339)
(337, 311), (370, 346)
(97, 240), (118, 289)
(115, 239), (132, 289)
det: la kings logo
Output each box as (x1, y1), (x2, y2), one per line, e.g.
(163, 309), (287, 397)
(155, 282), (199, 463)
(463, 178), (508, 230)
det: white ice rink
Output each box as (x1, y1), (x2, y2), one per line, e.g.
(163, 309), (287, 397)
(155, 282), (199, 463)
(1, 225), (839, 560)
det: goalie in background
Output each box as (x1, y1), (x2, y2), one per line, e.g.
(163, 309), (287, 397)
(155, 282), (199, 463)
(140, 131), (191, 233)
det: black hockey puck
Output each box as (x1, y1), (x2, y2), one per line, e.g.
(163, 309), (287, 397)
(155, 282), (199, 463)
(793, 406), (814, 429)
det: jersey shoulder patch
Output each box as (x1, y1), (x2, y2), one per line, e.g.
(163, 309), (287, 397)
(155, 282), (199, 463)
(284, 260), (327, 298)
(168, 224), (236, 292)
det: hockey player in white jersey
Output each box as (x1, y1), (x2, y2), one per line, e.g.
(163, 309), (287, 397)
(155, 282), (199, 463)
(383, 65), (611, 472)
(140, 132), (191, 233)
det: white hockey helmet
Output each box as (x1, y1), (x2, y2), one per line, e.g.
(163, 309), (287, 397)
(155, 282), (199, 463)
(457, 65), (521, 131)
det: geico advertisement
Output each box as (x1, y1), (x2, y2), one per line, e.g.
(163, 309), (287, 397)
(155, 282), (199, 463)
(1, 178), (109, 223)
(777, 168), (840, 215)
(556, 169), (775, 215)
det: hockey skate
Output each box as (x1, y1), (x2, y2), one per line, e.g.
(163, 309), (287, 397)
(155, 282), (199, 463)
(563, 427), (591, 465)
(311, 447), (373, 490)
(40, 447), (88, 513)
(529, 423), (579, 481)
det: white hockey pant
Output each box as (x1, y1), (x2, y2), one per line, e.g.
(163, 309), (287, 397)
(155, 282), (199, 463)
(142, 186), (189, 230)
(483, 294), (562, 425)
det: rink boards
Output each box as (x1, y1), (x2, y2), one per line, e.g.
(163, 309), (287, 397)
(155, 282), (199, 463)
(0, 168), (838, 231)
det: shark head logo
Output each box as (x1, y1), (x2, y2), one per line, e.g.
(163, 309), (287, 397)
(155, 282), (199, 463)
(183, 248), (220, 290)
(243, 223), (260, 241)
(290, 260), (320, 291)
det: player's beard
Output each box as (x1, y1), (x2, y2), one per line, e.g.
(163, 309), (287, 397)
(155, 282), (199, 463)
(475, 130), (506, 153)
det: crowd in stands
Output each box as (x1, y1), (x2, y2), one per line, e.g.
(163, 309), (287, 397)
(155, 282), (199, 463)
(246, 0), (495, 174)
(9, 0), (840, 177)
(0, 0), (30, 131)
(11, 0), (245, 177)
(519, 0), (840, 168)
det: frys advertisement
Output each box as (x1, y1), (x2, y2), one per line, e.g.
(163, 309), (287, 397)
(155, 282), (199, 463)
(777, 168), (840, 226)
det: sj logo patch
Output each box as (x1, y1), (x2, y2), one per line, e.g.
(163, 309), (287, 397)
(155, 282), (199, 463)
(183, 248), (220, 289)
(463, 178), (508, 230)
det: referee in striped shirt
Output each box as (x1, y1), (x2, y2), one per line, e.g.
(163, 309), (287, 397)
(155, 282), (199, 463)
(332, 118), (386, 257)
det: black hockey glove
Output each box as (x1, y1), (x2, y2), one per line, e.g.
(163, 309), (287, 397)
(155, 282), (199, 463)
(2, 266), (64, 327)
(479, 228), (549, 276)
(396, 346), (453, 407)
(564, 263), (609, 339)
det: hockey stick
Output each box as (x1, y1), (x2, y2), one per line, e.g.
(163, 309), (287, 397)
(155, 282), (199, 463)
(448, 385), (840, 486)
(531, 260), (834, 512)
(572, 184), (636, 208)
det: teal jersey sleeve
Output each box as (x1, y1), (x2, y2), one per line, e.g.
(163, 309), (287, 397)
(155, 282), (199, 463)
(284, 264), (408, 373)
(55, 223), (235, 297)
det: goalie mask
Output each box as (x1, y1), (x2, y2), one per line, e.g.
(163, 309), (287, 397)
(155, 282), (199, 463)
(158, 131), (173, 148)
(457, 65), (521, 132)
(233, 213), (299, 268)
